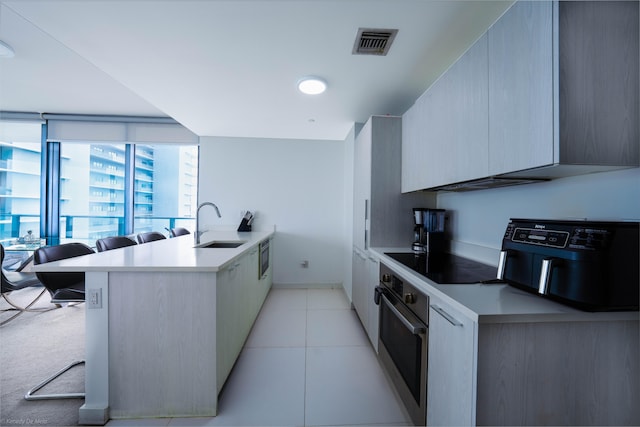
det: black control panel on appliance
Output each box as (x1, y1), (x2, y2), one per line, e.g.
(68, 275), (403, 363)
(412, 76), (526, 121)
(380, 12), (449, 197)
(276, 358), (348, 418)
(499, 218), (639, 312)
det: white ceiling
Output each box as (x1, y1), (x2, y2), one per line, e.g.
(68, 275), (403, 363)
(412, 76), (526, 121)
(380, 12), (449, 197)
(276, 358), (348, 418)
(0, 0), (513, 141)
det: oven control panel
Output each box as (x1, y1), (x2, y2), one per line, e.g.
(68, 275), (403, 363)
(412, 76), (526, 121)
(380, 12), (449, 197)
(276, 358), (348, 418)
(504, 221), (612, 251)
(379, 262), (429, 324)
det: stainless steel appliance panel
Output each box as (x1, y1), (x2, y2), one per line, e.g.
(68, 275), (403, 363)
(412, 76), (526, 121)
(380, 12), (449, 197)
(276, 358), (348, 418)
(376, 263), (428, 425)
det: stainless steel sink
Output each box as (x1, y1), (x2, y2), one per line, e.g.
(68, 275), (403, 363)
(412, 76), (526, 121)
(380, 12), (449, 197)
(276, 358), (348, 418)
(199, 241), (245, 249)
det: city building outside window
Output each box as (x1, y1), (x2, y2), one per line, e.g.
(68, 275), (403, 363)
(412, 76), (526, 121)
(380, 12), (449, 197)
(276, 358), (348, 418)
(0, 121), (42, 244)
(134, 144), (198, 234)
(60, 143), (127, 240)
(1, 118), (199, 247)
(60, 142), (198, 240)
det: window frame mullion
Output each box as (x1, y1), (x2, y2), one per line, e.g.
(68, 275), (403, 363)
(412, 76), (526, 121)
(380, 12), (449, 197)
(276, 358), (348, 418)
(124, 144), (135, 235)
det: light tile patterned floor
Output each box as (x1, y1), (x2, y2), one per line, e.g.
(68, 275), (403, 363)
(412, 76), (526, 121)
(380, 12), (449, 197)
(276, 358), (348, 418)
(106, 288), (410, 427)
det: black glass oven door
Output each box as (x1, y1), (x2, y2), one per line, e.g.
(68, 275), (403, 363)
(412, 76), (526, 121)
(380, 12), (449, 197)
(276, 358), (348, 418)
(379, 293), (427, 404)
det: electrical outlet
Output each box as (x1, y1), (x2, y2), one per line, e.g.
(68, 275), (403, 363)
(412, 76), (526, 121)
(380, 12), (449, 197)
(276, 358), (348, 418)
(88, 288), (102, 309)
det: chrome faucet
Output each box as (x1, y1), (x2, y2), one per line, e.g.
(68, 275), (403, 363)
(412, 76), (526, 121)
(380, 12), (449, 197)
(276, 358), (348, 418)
(195, 202), (221, 244)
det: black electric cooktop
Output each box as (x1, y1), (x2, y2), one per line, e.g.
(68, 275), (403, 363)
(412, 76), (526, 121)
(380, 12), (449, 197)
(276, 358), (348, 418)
(384, 252), (498, 284)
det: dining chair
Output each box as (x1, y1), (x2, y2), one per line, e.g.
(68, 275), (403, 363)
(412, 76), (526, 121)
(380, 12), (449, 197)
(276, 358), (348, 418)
(96, 235), (137, 252)
(25, 242), (95, 400)
(1, 244), (51, 326)
(136, 231), (167, 244)
(170, 227), (190, 237)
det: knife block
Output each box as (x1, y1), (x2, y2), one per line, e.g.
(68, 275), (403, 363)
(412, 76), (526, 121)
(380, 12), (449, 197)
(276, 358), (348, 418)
(237, 218), (252, 232)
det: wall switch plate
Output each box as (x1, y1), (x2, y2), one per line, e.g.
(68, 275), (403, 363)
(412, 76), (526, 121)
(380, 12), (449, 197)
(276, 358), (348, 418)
(88, 288), (102, 309)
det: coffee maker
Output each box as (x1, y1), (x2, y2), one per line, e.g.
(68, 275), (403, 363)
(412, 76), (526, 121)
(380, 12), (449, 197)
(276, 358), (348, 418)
(412, 208), (446, 254)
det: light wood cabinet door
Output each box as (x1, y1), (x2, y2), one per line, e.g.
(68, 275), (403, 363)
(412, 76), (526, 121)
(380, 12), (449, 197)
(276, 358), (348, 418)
(353, 120), (372, 249)
(427, 299), (476, 426)
(402, 34), (489, 190)
(365, 255), (379, 351)
(558, 1), (639, 166)
(488, 0), (554, 175)
(351, 247), (368, 326)
(401, 94), (426, 193)
(216, 265), (240, 392)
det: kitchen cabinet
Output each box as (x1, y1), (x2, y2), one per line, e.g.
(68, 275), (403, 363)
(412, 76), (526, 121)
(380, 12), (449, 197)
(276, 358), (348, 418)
(402, 34), (489, 192)
(353, 115), (429, 249)
(376, 251), (639, 426)
(427, 296), (475, 426)
(217, 245), (271, 392)
(427, 308), (640, 425)
(352, 115), (430, 339)
(352, 248), (379, 350)
(364, 254), (379, 351)
(352, 247), (368, 328)
(488, 1), (554, 175)
(402, 0), (639, 192)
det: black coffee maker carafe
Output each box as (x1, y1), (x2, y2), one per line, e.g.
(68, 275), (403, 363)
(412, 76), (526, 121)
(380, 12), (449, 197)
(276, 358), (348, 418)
(412, 208), (446, 254)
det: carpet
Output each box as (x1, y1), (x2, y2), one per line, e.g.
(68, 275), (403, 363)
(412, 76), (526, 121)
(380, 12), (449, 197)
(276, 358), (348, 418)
(1, 286), (85, 427)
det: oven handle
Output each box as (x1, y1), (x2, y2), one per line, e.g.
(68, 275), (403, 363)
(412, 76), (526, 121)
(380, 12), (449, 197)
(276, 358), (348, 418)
(381, 293), (426, 335)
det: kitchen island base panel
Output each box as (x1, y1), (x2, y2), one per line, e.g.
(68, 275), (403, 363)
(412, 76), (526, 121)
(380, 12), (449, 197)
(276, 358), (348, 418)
(108, 271), (217, 419)
(476, 319), (640, 426)
(81, 272), (110, 425)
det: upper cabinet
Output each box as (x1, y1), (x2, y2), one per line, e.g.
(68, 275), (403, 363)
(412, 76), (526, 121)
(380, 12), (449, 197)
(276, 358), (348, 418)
(402, 1), (639, 193)
(354, 116), (429, 249)
(402, 34), (489, 192)
(488, 1), (554, 176)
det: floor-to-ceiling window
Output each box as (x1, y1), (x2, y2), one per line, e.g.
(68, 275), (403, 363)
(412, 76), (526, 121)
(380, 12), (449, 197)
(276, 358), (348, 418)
(134, 144), (198, 233)
(60, 143), (128, 240)
(1, 115), (199, 245)
(0, 120), (43, 243)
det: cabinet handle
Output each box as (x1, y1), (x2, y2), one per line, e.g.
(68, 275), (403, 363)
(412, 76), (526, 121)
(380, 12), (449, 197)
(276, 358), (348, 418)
(353, 249), (366, 260)
(364, 199), (369, 249)
(431, 304), (463, 327)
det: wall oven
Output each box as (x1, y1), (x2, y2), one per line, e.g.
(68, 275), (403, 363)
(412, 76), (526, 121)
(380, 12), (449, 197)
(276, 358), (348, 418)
(375, 262), (428, 425)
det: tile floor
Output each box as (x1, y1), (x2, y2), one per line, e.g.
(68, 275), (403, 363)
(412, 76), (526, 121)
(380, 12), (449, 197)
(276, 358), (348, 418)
(106, 287), (411, 427)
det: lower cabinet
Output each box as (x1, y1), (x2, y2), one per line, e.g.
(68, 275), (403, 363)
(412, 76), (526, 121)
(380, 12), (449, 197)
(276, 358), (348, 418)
(426, 295), (640, 426)
(365, 254), (379, 351)
(216, 244), (272, 392)
(427, 297), (475, 426)
(351, 247), (379, 351)
(352, 247), (368, 327)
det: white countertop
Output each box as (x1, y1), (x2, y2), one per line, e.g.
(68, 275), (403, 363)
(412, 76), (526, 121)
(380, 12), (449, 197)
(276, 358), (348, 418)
(371, 247), (639, 324)
(33, 229), (274, 273)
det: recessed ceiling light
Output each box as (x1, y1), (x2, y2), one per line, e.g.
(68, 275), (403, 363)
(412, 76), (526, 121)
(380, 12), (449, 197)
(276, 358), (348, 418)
(297, 77), (327, 95)
(0, 40), (15, 58)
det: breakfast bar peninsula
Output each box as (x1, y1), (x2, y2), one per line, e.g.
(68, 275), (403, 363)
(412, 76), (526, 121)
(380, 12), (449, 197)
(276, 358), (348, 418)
(33, 229), (274, 425)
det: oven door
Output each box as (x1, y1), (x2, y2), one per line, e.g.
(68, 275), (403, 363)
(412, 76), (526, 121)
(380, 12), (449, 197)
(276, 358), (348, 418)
(376, 289), (428, 426)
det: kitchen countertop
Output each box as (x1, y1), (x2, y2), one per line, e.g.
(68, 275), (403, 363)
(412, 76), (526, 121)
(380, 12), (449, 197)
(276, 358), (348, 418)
(33, 229), (274, 273)
(371, 247), (639, 324)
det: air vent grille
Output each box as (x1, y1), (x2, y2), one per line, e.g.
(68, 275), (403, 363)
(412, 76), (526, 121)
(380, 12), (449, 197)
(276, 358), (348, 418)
(352, 28), (398, 56)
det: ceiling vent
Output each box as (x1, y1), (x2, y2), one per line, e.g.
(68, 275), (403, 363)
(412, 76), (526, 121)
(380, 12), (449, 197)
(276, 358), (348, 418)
(352, 28), (398, 56)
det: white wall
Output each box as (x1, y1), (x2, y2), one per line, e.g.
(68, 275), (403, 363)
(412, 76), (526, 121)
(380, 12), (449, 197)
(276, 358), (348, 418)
(199, 135), (350, 288)
(437, 167), (640, 264)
